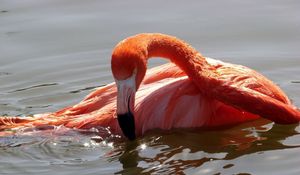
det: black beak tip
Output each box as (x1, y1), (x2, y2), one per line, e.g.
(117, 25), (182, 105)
(117, 112), (136, 141)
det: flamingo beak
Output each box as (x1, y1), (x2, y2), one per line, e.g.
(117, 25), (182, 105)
(116, 76), (136, 140)
(117, 106), (136, 140)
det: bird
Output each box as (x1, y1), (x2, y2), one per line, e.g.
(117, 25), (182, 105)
(1, 33), (299, 140)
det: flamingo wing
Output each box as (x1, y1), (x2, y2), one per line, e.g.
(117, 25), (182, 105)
(204, 58), (300, 124)
(134, 62), (259, 134)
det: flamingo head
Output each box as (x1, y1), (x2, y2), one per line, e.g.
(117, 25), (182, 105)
(111, 47), (147, 140)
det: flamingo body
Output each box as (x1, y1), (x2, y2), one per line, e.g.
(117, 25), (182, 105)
(0, 60), (259, 136)
(0, 33), (299, 138)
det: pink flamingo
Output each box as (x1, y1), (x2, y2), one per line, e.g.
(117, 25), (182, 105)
(1, 33), (299, 140)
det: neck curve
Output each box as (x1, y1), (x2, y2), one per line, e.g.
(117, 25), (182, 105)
(113, 33), (211, 93)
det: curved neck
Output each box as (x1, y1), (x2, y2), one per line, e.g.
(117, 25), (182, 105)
(123, 33), (208, 83)
(112, 33), (213, 94)
(146, 34), (207, 74)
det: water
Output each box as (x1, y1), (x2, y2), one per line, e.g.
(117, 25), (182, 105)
(0, 0), (300, 174)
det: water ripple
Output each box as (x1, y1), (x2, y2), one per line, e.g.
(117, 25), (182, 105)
(9, 83), (59, 93)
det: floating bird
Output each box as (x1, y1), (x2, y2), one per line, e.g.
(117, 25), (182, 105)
(1, 33), (299, 140)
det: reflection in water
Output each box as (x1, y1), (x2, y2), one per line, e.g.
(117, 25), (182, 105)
(0, 115), (299, 174)
(115, 119), (300, 174)
(117, 141), (144, 174)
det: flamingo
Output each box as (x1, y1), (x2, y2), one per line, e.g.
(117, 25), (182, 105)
(1, 33), (299, 140)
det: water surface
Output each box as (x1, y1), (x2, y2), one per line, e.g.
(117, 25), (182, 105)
(0, 0), (300, 174)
